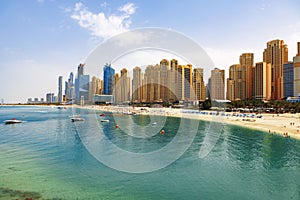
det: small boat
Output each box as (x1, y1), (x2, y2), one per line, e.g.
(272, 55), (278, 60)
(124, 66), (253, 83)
(100, 119), (109, 122)
(123, 111), (134, 115)
(152, 122), (157, 125)
(100, 113), (106, 116)
(69, 115), (80, 118)
(70, 117), (84, 122)
(4, 118), (22, 124)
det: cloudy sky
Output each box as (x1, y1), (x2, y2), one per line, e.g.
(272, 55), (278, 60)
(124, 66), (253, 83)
(1, 0), (300, 103)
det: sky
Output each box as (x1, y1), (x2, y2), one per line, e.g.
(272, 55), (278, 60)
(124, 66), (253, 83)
(0, 0), (300, 103)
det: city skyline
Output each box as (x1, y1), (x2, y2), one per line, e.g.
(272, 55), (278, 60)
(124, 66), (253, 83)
(1, 0), (300, 103)
(35, 39), (300, 104)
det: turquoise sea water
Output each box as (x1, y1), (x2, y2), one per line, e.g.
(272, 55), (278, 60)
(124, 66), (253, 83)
(0, 106), (300, 199)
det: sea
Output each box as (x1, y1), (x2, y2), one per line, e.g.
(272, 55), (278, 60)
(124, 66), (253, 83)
(0, 106), (300, 199)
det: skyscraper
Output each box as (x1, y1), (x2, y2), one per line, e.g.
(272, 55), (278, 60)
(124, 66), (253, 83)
(193, 68), (206, 101)
(206, 78), (211, 100)
(160, 59), (170, 101)
(75, 64), (85, 102)
(77, 75), (90, 103)
(226, 65), (237, 101)
(253, 62), (271, 100)
(283, 62), (294, 98)
(144, 65), (155, 102)
(114, 73), (120, 103)
(294, 42), (300, 96)
(69, 72), (74, 86)
(66, 72), (75, 101)
(226, 79), (235, 101)
(169, 59), (179, 101)
(210, 68), (225, 100)
(77, 63), (84, 76)
(58, 76), (63, 103)
(132, 66), (142, 102)
(46, 93), (54, 103)
(89, 76), (103, 101)
(263, 40), (288, 100)
(64, 81), (68, 97)
(177, 64), (192, 100)
(153, 64), (161, 101)
(240, 53), (254, 99)
(120, 68), (130, 103)
(74, 63), (90, 103)
(103, 63), (115, 95)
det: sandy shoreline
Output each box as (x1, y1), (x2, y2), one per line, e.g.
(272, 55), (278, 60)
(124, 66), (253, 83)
(3, 104), (300, 140)
(74, 105), (300, 140)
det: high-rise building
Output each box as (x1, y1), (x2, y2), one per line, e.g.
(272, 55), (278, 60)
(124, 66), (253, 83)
(64, 81), (68, 97)
(226, 53), (254, 101)
(178, 64), (193, 100)
(89, 76), (103, 101)
(263, 40), (288, 100)
(253, 62), (271, 100)
(120, 68), (130, 103)
(66, 72), (75, 101)
(144, 65), (155, 102)
(206, 78), (211, 100)
(283, 62), (294, 98)
(193, 68), (206, 101)
(69, 72), (74, 86)
(114, 73), (120, 103)
(58, 76), (63, 103)
(210, 68), (225, 100)
(240, 53), (254, 99)
(114, 68), (130, 103)
(226, 65), (237, 101)
(294, 42), (300, 96)
(103, 63), (115, 95)
(74, 63), (90, 104)
(77, 63), (84, 76)
(169, 59), (179, 101)
(141, 73), (147, 102)
(226, 79), (235, 101)
(75, 64), (86, 102)
(153, 64), (161, 101)
(160, 59), (170, 101)
(46, 93), (54, 103)
(77, 75), (90, 103)
(132, 66), (142, 102)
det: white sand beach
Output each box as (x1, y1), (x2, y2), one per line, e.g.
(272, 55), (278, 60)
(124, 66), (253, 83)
(78, 105), (300, 140)
(4, 104), (299, 139)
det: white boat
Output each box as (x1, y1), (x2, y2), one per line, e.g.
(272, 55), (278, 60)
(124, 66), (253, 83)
(69, 115), (80, 118)
(152, 122), (157, 125)
(123, 111), (134, 115)
(4, 118), (23, 124)
(70, 117), (84, 122)
(101, 119), (110, 122)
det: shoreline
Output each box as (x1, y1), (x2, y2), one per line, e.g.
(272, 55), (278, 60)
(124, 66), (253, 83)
(3, 104), (300, 140)
(74, 105), (300, 140)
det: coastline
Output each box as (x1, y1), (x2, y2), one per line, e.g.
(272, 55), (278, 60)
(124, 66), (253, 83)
(74, 105), (300, 140)
(3, 104), (300, 140)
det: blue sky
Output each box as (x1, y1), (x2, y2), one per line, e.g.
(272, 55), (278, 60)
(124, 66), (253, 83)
(1, 0), (300, 103)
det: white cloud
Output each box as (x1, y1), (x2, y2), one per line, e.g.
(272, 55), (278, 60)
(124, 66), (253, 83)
(118, 3), (136, 15)
(74, 2), (83, 12)
(71, 2), (136, 39)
